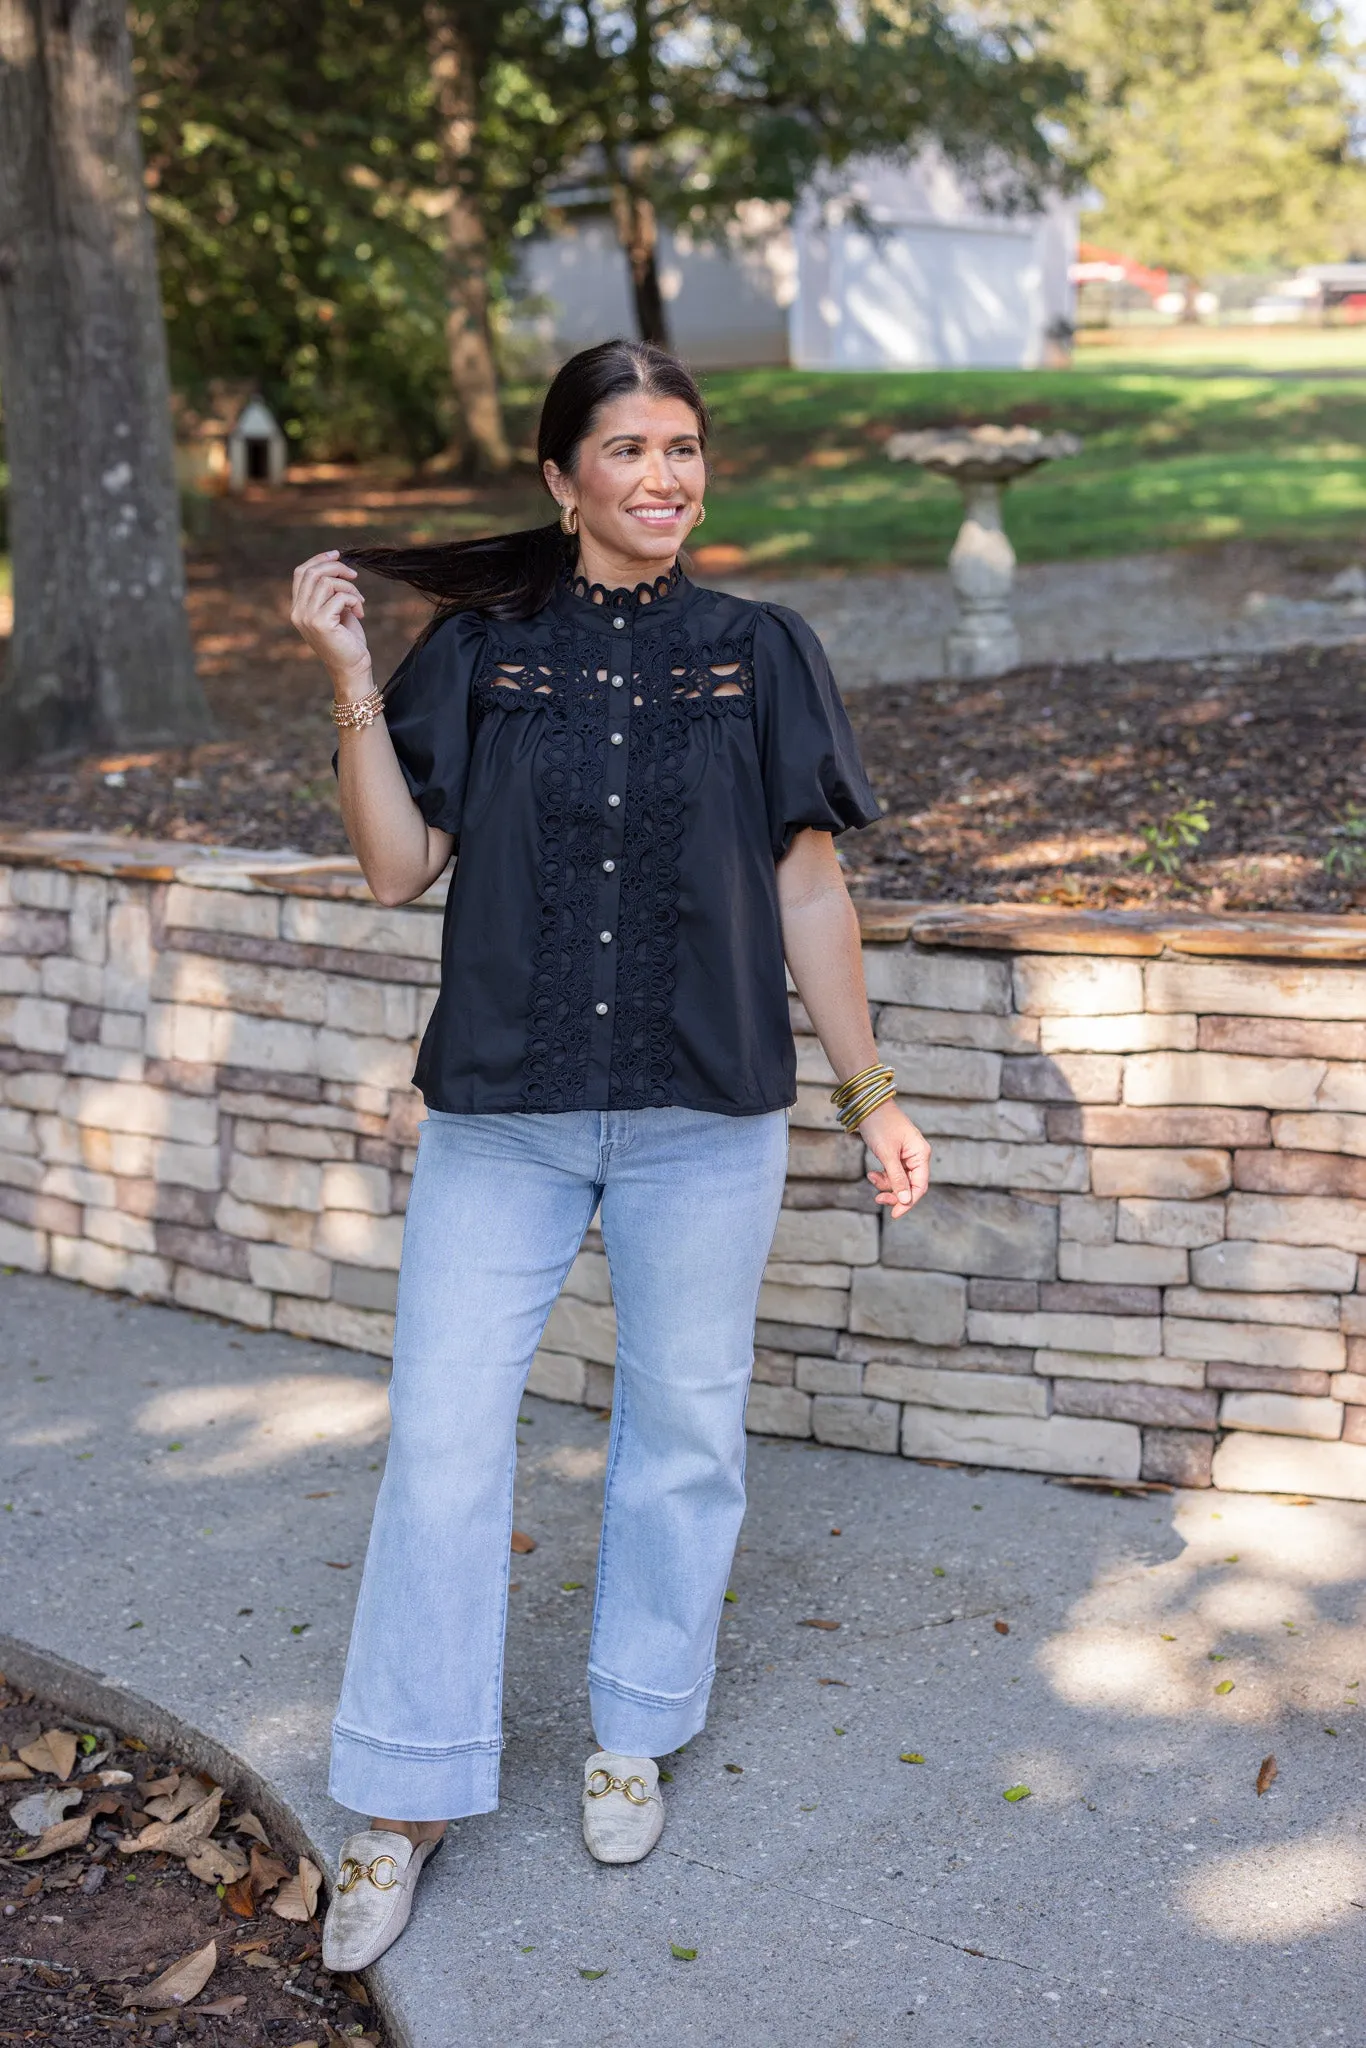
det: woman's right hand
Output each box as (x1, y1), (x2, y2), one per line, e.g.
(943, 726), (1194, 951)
(291, 550), (372, 695)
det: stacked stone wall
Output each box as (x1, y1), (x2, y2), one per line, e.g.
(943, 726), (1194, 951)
(5, 833), (1366, 1499)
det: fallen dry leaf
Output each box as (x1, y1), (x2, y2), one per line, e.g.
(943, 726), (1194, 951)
(122, 1786), (223, 1858)
(799, 1619), (840, 1631)
(510, 1529), (537, 1554)
(123, 1939), (217, 2010)
(994, 1620), (1010, 1636)
(0, 1760), (34, 1782)
(222, 1875), (256, 1919)
(17, 1730), (78, 1781)
(197, 1997), (248, 2018)
(140, 1773), (180, 1799)
(231, 1809), (272, 1848)
(186, 1838), (250, 1885)
(14, 1811), (93, 1860)
(92, 1769), (132, 1788)
(143, 1777), (206, 1824)
(11, 1786), (82, 1836)
(1256, 1754), (1279, 1797)
(249, 1844), (292, 1898)
(337, 1973), (370, 2006)
(270, 1855), (322, 1922)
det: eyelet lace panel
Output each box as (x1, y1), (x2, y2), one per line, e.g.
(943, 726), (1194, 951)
(522, 635), (606, 1110)
(474, 654), (555, 716)
(669, 645), (753, 717)
(511, 619), (754, 1111)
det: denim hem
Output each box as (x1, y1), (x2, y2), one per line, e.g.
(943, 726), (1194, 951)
(587, 1667), (715, 1758)
(328, 1724), (503, 1823)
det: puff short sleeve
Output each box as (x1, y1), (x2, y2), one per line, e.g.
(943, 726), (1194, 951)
(751, 602), (880, 859)
(375, 611), (485, 839)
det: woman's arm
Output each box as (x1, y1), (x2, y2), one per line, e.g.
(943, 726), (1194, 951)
(290, 550), (452, 907)
(776, 828), (930, 1220)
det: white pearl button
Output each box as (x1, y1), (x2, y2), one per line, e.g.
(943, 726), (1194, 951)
(595, 1002), (608, 1015)
(602, 859), (616, 872)
(607, 794), (621, 808)
(613, 617), (625, 629)
(600, 930), (613, 944)
(611, 675), (624, 687)
(610, 732), (623, 745)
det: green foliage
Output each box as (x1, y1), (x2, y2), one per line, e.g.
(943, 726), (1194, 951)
(541, 0), (1079, 231)
(1132, 799), (1211, 877)
(133, 0), (450, 459)
(1056, 0), (1364, 282)
(1323, 805), (1366, 880)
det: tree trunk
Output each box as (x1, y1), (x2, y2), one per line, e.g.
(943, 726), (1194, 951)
(425, 5), (511, 477)
(1181, 275), (1204, 322)
(0, 0), (210, 765)
(610, 172), (671, 348)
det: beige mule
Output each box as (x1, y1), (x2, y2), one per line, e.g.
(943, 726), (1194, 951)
(321, 1828), (443, 1973)
(581, 1750), (665, 1865)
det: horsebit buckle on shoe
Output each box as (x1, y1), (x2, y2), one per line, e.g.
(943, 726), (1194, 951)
(585, 1768), (650, 1805)
(337, 1853), (401, 1892)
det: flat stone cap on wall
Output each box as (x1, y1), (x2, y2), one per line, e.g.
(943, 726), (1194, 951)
(3, 830), (1365, 960)
(856, 898), (1366, 960)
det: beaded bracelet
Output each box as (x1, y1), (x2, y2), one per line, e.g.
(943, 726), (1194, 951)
(830, 1062), (898, 1133)
(331, 686), (385, 731)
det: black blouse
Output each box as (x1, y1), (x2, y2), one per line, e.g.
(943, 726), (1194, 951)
(378, 566), (879, 1116)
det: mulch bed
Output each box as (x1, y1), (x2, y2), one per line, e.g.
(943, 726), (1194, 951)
(0, 486), (1362, 913)
(0, 1674), (385, 2048)
(844, 639), (1366, 911)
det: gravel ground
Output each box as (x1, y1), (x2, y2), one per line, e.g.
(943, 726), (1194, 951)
(0, 489), (1361, 914)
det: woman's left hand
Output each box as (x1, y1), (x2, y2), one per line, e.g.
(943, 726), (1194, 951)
(858, 1101), (931, 1220)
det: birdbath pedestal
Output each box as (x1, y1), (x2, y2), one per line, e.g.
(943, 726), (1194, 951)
(887, 425), (1082, 680)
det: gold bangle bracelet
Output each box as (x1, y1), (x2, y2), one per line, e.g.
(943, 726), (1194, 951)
(830, 1063), (894, 1110)
(837, 1080), (899, 1133)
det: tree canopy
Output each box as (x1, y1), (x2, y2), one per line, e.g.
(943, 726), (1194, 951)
(1060, 0), (1364, 286)
(129, 0), (1078, 450)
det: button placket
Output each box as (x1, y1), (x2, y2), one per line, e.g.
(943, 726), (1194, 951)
(587, 639), (632, 1087)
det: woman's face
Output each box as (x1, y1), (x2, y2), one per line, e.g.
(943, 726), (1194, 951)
(544, 393), (705, 576)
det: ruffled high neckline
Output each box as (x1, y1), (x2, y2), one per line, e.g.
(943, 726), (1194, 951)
(560, 560), (685, 615)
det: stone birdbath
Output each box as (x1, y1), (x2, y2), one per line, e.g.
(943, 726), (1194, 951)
(887, 424), (1082, 679)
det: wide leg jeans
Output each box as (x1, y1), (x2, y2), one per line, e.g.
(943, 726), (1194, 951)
(328, 1104), (789, 1820)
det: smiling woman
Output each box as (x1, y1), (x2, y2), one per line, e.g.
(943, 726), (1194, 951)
(287, 337), (930, 1974)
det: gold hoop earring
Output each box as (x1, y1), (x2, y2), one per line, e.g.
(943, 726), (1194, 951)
(693, 503), (706, 526)
(559, 503), (578, 537)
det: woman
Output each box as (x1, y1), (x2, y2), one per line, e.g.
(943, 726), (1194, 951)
(290, 339), (930, 1972)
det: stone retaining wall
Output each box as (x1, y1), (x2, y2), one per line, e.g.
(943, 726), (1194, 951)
(6, 830), (1366, 1499)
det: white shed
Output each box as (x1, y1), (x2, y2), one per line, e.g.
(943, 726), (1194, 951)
(789, 156), (1076, 371)
(512, 153), (1076, 373)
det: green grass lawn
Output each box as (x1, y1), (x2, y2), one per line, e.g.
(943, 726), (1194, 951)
(677, 351), (1366, 569)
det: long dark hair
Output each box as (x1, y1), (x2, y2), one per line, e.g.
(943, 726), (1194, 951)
(342, 340), (710, 636)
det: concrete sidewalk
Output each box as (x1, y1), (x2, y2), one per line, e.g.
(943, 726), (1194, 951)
(2, 1271), (1363, 2047)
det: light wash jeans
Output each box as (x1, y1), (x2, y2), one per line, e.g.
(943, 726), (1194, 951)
(329, 1105), (789, 1821)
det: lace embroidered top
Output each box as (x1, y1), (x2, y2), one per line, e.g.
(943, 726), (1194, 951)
(381, 567), (879, 1115)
